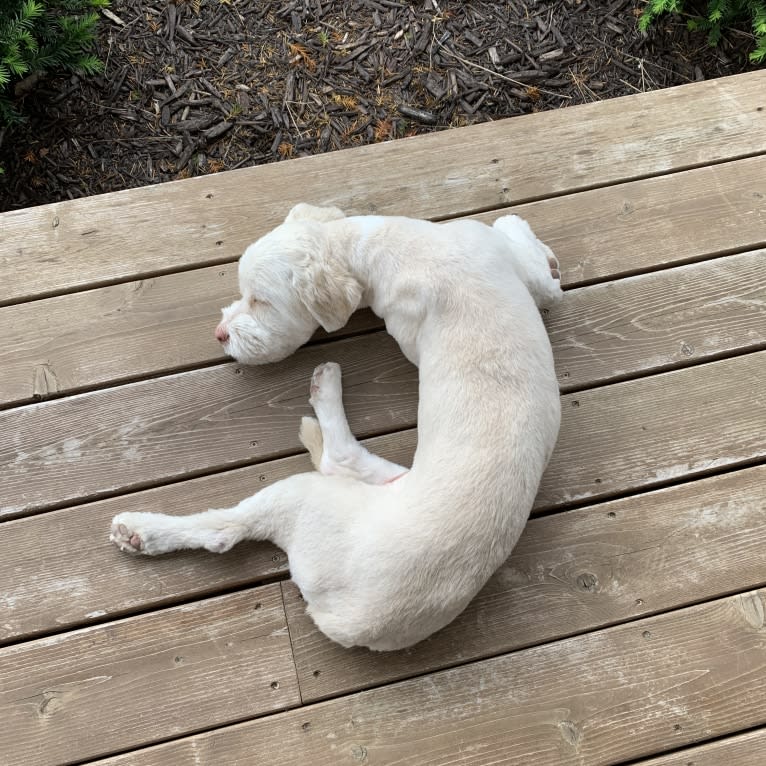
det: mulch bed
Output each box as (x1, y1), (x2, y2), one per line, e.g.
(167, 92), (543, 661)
(0, 0), (758, 212)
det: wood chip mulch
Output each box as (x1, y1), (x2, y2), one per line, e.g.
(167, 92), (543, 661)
(0, 0), (758, 212)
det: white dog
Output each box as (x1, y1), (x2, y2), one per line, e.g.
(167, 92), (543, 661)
(110, 204), (562, 651)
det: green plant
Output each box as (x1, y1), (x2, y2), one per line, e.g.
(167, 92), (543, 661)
(0, 0), (108, 127)
(639, 1), (766, 62)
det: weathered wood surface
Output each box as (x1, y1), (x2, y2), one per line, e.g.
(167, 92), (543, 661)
(92, 590), (766, 766)
(0, 261), (380, 408)
(0, 586), (299, 766)
(538, 351), (765, 510)
(0, 332), (418, 518)
(1, 72), (763, 304)
(285, 464), (766, 700)
(2, 157), (764, 407)
(549, 249), (766, 388)
(2, 342), (763, 519)
(494, 153), (766, 287)
(636, 728), (766, 765)
(0, 430), (413, 643)
(4, 71), (766, 766)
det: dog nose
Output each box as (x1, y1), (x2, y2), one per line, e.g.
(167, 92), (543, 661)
(215, 323), (229, 343)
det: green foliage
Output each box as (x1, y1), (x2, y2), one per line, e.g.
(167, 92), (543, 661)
(0, 0), (108, 127)
(639, 0), (766, 62)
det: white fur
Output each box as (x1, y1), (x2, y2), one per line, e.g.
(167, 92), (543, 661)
(111, 205), (562, 651)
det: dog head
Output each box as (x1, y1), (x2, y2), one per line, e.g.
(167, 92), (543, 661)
(215, 203), (363, 364)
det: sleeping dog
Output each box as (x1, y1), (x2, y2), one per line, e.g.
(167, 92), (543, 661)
(110, 204), (562, 651)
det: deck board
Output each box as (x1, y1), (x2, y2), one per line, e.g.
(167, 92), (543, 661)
(2, 71), (765, 766)
(636, 728), (766, 765)
(538, 351), (766, 509)
(549, 250), (766, 388)
(285, 464), (766, 701)
(90, 591), (766, 766)
(494, 153), (766, 286)
(2, 156), (765, 408)
(0, 587), (299, 766)
(2, 346), (763, 519)
(1, 71), (763, 305)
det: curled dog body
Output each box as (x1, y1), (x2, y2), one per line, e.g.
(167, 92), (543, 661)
(111, 204), (562, 651)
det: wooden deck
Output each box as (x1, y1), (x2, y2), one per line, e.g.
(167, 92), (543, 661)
(1, 70), (765, 766)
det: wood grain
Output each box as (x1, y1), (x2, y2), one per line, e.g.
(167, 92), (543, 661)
(491, 153), (766, 286)
(0, 331), (418, 518)
(538, 350), (765, 510)
(285, 464), (766, 701)
(0, 261), (380, 407)
(0, 586), (299, 766)
(1, 71), (764, 304)
(0, 430), (414, 643)
(1, 156), (764, 407)
(549, 249), (766, 390)
(91, 590), (766, 766)
(636, 728), (766, 765)
(2, 342), (763, 519)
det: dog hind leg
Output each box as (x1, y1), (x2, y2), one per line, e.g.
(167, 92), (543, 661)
(492, 214), (563, 309)
(110, 476), (309, 555)
(308, 362), (409, 485)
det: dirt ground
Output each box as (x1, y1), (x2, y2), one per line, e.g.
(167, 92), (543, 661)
(0, 0), (758, 212)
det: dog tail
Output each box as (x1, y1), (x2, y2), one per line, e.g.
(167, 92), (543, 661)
(299, 416), (324, 470)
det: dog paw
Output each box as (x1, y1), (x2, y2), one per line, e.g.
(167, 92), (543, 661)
(309, 362), (342, 406)
(110, 512), (169, 556)
(547, 253), (561, 281)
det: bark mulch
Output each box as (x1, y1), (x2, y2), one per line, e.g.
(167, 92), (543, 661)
(0, 0), (758, 212)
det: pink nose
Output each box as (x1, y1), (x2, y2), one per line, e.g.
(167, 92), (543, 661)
(215, 323), (229, 343)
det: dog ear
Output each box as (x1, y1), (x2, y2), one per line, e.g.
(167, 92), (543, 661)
(285, 203), (346, 224)
(292, 239), (363, 333)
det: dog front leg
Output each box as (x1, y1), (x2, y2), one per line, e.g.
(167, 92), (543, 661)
(301, 362), (409, 485)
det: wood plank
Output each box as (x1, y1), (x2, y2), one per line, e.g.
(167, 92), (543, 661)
(2, 344), (764, 520)
(494, 153), (766, 286)
(0, 430), (412, 644)
(285, 464), (766, 701)
(0, 262), (380, 408)
(91, 590), (766, 766)
(1, 71), (764, 304)
(538, 350), (765, 510)
(2, 153), (764, 407)
(0, 586), (299, 766)
(0, 332), (418, 519)
(549, 249), (766, 390)
(636, 728), (766, 765)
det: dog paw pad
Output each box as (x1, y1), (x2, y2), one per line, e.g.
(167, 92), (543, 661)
(110, 519), (146, 554)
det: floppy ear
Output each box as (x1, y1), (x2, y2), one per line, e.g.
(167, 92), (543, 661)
(285, 203), (346, 224)
(291, 238), (363, 333)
